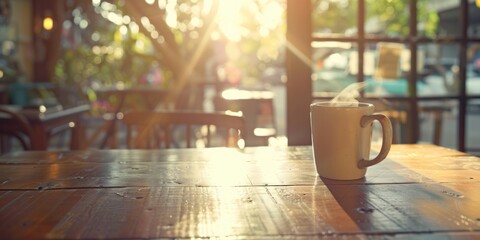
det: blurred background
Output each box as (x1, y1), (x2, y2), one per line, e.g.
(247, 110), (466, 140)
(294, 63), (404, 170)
(0, 0), (479, 154)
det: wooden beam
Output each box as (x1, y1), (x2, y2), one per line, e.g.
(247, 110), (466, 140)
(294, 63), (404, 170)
(286, 0), (312, 145)
(32, 0), (64, 82)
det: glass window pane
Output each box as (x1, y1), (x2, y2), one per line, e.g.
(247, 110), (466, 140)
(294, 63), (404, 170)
(365, 0), (410, 38)
(420, 43), (460, 96)
(468, 44), (480, 96)
(468, 1), (480, 38)
(365, 42), (410, 97)
(419, 0), (460, 38)
(311, 0), (357, 36)
(312, 41), (357, 96)
(467, 99), (480, 155)
(347, 42), (417, 98)
(419, 100), (457, 148)
(426, 0), (480, 38)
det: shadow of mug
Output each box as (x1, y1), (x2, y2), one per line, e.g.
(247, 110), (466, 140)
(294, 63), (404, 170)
(312, 176), (380, 232)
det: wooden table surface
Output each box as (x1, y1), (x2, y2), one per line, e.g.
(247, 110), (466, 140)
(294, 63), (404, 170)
(0, 144), (479, 239)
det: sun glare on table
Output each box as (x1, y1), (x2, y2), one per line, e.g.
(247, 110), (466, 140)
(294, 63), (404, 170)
(202, 149), (246, 186)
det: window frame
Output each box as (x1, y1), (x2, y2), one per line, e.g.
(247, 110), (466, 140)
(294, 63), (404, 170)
(286, 0), (480, 152)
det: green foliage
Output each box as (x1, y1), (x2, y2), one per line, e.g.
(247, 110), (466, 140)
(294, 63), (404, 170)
(366, 0), (439, 37)
(231, 0), (286, 85)
(54, 3), (159, 88)
(312, 0), (357, 34)
(55, 33), (155, 87)
(312, 0), (438, 37)
(417, 0), (439, 38)
(55, 0), (286, 92)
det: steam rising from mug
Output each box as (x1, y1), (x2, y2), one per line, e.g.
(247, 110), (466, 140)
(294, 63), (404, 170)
(330, 82), (366, 107)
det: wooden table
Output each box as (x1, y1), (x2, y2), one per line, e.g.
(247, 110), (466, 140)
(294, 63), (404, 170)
(0, 104), (90, 150)
(0, 144), (479, 239)
(214, 88), (276, 146)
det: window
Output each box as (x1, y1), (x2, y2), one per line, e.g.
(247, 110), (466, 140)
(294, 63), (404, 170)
(287, 0), (480, 154)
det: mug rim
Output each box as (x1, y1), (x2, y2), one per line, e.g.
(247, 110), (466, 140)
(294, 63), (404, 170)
(310, 101), (374, 108)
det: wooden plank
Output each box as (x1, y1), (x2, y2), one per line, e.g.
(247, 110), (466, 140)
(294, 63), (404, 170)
(0, 145), (479, 190)
(1, 145), (480, 238)
(0, 184), (479, 239)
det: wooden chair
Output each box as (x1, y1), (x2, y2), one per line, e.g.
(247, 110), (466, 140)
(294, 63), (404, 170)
(0, 107), (34, 152)
(121, 110), (246, 149)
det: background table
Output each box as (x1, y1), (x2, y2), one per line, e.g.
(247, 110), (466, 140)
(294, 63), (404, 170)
(0, 145), (479, 238)
(214, 88), (276, 146)
(0, 104), (90, 150)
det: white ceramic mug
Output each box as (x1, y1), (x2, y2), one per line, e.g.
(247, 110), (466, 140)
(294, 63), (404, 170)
(310, 102), (392, 180)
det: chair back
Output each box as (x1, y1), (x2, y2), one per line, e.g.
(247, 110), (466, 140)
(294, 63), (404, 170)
(0, 107), (34, 152)
(121, 110), (246, 149)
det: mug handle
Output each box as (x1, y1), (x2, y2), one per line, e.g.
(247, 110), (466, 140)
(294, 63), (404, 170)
(358, 113), (392, 168)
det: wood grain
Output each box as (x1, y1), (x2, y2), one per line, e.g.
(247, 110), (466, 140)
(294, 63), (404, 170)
(0, 144), (479, 239)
